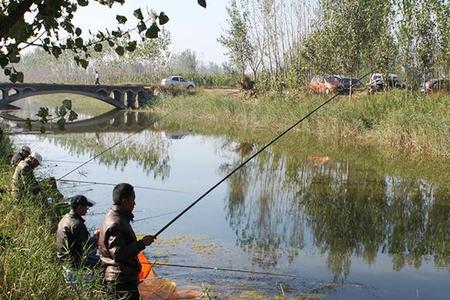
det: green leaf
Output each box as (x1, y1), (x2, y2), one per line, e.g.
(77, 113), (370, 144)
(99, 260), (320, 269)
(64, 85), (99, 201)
(137, 21), (147, 33)
(108, 40), (115, 47)
(36, 107), (50, 123)
(79, 59), (89, 69)
(16, 72), (24, 83)
(58, 105), (67, 117)
(94, 43), (103, 52)
(126, 41), (137, 52)
(62, 99), (72, 110)
(145, 23), (160, 39)
(57, 118), (66, 130)
(4, 68), (11, 76)
(68, 110), (78, 122)
(115, 46), (125, 56)
(159, 12), (169, 25)
(8, 54), (20, 64)
(133, 8), (144, 20)
(75, 27), (82, 36)
(77, 0), (89, 6)
(0, 56), (8, 68)
(52, 46), (62, 58)
(9, 73), (17, 83)
(116, 15), (127, 24)
(198, 0), (207, 8)
(75, 37), (84, 48)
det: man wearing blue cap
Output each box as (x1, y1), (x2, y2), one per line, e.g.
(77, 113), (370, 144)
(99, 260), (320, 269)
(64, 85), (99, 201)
(56, 195), (98, 268)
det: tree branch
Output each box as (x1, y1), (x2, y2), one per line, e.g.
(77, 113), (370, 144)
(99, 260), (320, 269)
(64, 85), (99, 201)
(0, 0), (36, 40)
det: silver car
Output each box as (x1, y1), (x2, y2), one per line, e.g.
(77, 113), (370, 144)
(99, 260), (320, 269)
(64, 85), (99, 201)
(161, 76), (195, 89)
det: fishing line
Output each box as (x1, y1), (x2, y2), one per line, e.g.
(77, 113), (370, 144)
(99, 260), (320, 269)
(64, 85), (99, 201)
(153, 69), (376, 238)
(134, 209), (182, 222)
(142, 262), (297, 278)
(58, 179), (190, 194)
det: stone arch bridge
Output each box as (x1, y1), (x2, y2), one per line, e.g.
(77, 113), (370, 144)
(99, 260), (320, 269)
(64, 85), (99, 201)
(0, 83), (155, 109)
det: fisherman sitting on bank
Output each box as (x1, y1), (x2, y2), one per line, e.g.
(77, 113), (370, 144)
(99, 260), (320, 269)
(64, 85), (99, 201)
(11, 152), (43, 199)
(56, 195), (99, 269)
(10, 145), (31, 166)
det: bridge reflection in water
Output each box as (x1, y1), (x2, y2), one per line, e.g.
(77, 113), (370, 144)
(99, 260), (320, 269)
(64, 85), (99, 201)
(0, 109), (158, 134)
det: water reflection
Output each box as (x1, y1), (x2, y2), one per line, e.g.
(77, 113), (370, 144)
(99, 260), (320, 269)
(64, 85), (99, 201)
(222, 141), (450, 280)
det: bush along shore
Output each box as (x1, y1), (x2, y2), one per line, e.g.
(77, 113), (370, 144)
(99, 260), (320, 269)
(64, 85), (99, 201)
(0, 128), (104, 299)
(150, 90), (450, 157)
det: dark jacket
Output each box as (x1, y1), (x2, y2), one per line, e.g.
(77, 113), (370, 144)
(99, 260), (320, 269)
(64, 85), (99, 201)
(56, 210), (91, 268)
(98, 205), (145, 283)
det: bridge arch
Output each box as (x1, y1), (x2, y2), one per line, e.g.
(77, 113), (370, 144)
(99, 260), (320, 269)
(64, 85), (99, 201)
(0, 83), (155, 109)
(0, 89), (125, 109)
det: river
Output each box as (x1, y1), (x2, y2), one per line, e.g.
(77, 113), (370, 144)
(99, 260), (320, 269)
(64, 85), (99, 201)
(2, 96), (450, 299)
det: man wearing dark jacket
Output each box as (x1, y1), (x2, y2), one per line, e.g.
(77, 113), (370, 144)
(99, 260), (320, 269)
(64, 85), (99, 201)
(56, 195), (98, 268)
(98, 183), (155, 300)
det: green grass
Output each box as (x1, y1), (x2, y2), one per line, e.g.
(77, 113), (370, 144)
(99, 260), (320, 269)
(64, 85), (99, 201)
(0, 127), (104, 299)
(150, 90), (450, 157)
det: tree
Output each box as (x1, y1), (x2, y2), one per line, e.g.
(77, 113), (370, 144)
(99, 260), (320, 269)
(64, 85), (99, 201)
(218, 0), (254, 78)
(0, 0), (207, 82)
(170, 49), (198, 73)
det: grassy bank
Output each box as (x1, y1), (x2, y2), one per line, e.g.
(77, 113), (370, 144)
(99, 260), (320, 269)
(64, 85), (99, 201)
(0, 128), (103, 299)
(150, 90), (450, 157)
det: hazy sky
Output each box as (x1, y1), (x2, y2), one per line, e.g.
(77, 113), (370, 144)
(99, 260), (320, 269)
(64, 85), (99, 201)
(73, 0), (228, 64)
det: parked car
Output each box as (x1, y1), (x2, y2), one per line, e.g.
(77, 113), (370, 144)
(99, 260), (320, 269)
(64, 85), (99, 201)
(368, 73), (406, 94)
(338, 77), (365, 92)
(386, 74), (406, 89)
(161, 76), (195, 89)
(309, 75), (345, 94)
(420, 78), (450, 93)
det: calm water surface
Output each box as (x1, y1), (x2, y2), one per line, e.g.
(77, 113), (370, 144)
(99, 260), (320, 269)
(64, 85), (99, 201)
(2, 101), (450, 299)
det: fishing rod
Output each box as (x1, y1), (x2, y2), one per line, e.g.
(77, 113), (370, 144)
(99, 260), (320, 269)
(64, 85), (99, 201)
(58, 179), (190, 194)
(142, 261), (297, 278)
(153, 69), (376, 238)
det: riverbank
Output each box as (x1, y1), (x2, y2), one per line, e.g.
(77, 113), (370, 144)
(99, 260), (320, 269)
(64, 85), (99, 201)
(0, 129), (102, 299)
(150, 89), (450, 157)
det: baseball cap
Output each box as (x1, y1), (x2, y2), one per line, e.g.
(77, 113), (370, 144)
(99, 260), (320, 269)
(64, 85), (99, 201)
(21, 145), (31, 153)
(69, 195), (94, 208)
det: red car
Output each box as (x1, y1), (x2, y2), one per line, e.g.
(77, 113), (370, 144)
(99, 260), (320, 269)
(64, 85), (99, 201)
(310, 75), (345, 94)
(420, 78), (450, 93)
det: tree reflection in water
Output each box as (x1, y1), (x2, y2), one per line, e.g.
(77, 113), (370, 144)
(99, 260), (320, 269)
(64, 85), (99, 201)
(43, 111), (171, 179)
(221, 139), (450, 282)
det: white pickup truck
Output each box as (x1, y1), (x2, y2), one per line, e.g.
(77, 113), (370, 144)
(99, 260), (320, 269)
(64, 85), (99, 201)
(161, 76), (195, 89)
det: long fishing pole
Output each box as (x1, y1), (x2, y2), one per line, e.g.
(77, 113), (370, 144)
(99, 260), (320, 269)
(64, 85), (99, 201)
(58, 179), (190, 194)
(142, 262), (297, 278)
(153, 70), (375, 238)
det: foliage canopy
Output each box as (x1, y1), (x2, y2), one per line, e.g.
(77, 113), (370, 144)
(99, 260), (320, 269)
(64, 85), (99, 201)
(0, 0), (207, 82)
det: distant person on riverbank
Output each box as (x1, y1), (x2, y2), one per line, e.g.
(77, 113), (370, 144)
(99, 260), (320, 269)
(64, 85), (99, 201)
(94, 70), (100, 85)
(56, 195), (99, 269)
(11, 152), (42, 199)
(10, 145), (31, 166)
(98, 183), (156, 300)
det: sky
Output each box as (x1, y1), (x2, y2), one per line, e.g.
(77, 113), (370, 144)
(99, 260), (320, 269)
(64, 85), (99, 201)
(73, 0), (229, 64)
